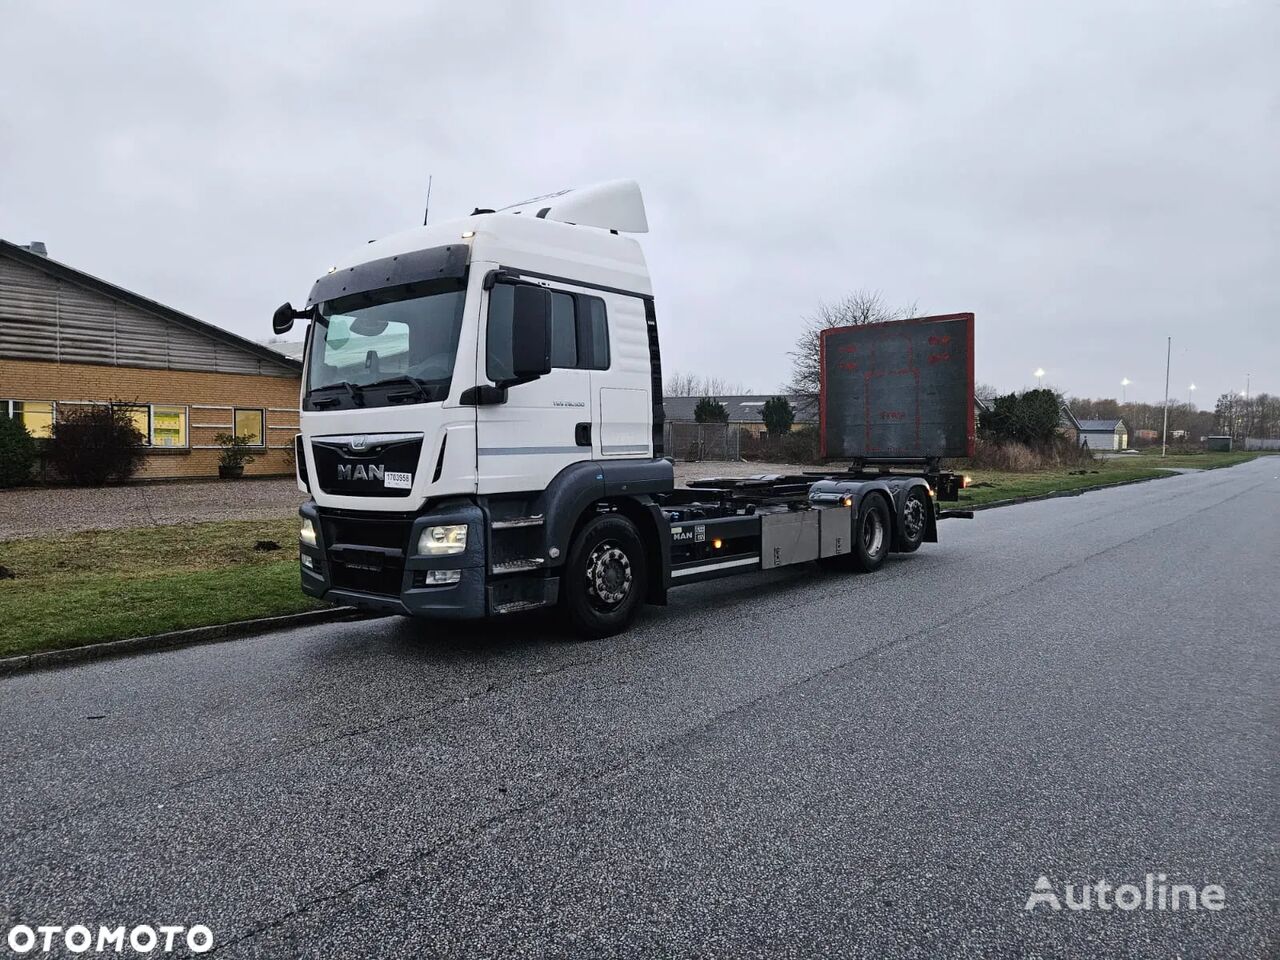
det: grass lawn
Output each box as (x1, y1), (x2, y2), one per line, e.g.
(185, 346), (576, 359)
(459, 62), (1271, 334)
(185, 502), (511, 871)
(954, 449), (1271, 508)
(1127, 449), (1265, 470)
(0, 518), (322, 658)
(955, 463), (1174, 507)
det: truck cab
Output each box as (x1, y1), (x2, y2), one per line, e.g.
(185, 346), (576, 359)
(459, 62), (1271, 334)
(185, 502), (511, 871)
(283, 181), (673, 633)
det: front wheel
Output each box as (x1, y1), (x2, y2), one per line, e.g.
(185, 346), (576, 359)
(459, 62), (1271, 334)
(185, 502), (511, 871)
(560, 513), (648, 639)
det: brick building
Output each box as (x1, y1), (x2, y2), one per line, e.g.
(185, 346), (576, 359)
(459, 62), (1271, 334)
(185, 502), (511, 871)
(0, 239), (302, 480)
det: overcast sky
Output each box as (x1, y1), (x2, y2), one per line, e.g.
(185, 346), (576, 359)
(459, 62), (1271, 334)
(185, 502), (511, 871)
(2, 1), (1276, 406)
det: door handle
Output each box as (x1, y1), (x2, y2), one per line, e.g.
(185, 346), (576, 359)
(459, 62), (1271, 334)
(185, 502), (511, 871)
(575, 422), (592, 447)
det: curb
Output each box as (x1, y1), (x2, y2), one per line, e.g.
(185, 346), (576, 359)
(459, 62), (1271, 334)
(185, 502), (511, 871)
(963, 471), (1172, 512)
(0, 606), (368, 677)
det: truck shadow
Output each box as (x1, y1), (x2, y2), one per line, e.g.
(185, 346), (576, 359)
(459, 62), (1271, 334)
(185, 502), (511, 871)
(364, 554), (923, 669)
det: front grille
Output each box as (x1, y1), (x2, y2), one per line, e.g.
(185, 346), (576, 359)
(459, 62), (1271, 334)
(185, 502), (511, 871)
(312, 435), (424, 498)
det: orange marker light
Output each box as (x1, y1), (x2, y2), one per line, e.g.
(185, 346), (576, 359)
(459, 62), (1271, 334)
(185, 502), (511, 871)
(712, 538), (723, 549)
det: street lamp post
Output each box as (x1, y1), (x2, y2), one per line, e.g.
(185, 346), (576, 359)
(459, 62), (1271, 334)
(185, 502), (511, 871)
(1161, 337), (1171, 457)
(1121, 377), (1131, 404)
(1034, 368), (1045, 387)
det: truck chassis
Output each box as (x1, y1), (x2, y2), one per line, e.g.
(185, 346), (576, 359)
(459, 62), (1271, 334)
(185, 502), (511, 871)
(298, 458), (971, 637)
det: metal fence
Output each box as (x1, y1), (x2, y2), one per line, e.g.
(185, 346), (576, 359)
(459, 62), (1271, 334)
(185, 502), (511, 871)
(663, 422), (742, 462)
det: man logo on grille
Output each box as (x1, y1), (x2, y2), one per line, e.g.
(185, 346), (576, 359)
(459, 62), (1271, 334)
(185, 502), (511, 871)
(337, 464), (384, 482)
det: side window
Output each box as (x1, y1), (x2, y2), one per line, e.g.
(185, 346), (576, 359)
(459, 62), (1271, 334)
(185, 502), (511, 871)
(550, 292), (577, 368)
(586, 297), (610, 370)
(485, 282), (610, 378)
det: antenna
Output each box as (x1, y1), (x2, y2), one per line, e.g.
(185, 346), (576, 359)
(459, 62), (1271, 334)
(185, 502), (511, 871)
(422, 175), (433, 225)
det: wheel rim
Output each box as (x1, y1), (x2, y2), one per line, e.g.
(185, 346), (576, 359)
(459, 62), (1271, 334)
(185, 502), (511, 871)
(903, 495), (926, 541)
(585, 540), (633, 610)
(862, 509), (885, 556)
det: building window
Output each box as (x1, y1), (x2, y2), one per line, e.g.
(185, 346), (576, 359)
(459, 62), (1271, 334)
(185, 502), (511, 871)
(115, 404), (152, 446)
(108, 403), (190, 448)
(151, 406), (189, 448)
(234, 408), (265, 446)
(4, 400), (55, 439)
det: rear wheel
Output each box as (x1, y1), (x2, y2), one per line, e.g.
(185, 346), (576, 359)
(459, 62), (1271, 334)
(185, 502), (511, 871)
(895, 487), (929, 553)
(852, 495), (891, 572)
(560, 513), (647, 639)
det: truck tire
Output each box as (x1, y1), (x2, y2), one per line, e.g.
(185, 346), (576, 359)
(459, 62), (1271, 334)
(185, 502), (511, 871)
(894, 487), (929, 553)
(560, 513), (648, 639)
(852, 494), (891, 572)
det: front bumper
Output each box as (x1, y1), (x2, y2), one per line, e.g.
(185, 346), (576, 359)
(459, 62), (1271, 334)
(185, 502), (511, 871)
(299, 500), (487, 619)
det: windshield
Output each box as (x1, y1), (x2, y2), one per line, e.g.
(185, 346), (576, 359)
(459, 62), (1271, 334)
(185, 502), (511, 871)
(305, 283), (466, 410)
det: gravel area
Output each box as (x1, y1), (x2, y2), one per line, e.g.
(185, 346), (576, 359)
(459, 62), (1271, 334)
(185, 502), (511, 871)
(0, 462), (810, 540)
(0, 479), (309, 539)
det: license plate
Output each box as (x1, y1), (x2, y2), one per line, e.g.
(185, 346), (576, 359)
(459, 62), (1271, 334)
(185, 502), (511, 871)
(340, 549), (384, 572)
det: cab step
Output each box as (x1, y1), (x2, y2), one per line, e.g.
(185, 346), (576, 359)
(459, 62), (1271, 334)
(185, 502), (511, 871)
(491, 599), (549, 615)
(491, 558), (546, 574)
(491, 515), (545, 529)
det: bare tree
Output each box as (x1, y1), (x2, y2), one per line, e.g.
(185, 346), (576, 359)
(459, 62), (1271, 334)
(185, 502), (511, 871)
(703, 376), (751, 396)
(975, 382), (1002, 403)
(664, 371), (701, 397)
(664, 371), (752, 397)
(787, 290), (917, 402)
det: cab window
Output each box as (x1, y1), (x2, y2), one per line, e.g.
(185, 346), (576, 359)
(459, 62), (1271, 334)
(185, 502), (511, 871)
(487, 284), (610, 379)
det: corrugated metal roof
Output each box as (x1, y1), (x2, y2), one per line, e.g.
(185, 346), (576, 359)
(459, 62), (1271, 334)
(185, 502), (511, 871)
(0, 239), (301, 376)
(1076, 419), (1126, 431)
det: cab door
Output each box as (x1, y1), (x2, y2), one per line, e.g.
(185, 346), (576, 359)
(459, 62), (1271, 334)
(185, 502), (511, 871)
(476, 279), (592, 495)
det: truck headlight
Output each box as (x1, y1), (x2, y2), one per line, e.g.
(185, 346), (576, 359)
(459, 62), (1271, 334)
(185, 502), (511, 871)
(300, 517), (317, 547)
(419, 524), (467, 555)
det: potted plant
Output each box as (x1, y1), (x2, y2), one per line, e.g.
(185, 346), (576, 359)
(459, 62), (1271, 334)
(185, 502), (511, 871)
(214, 432), (257, 479)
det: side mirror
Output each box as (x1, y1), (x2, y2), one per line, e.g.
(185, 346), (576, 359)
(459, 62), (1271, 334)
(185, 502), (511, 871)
(273, 302), (297, 335)
(510, 285), (552, 381)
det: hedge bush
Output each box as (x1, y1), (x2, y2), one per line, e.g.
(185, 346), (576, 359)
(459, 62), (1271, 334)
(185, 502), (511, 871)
(46, 405), (147, 485)
(0, 417), (37, 487)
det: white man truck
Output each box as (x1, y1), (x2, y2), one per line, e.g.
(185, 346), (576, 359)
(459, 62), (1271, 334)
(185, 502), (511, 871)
(272, 180), (973, 637)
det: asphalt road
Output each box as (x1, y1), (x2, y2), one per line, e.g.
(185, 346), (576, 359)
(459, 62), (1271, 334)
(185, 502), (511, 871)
(1, 460), (1276, 958)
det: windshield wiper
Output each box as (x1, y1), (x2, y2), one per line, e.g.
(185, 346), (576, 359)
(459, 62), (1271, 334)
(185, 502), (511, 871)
(309, 380), (365, 408)
(365, 374), (436, 402)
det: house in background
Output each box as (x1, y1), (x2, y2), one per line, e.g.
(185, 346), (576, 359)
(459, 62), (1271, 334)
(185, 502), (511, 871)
(0, 239), (302, 479)
(662, 394), (817, 434)
(1076, 418), (1129, 451)
(982, 396), (1084, 442)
